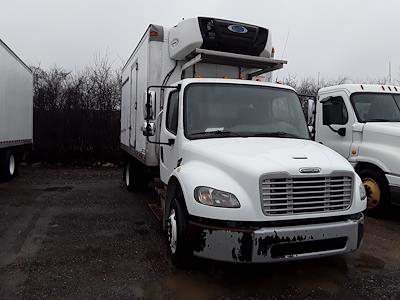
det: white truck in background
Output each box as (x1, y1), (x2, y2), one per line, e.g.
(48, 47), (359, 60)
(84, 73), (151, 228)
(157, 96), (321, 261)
(120, 17), (366, 266)
(308, 84), (400, 213)
(0, 39), (33, 182)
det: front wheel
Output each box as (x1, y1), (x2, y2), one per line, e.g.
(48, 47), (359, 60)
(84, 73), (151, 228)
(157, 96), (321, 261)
(167, 198), (192, 267)
(0, 150), (17, 182)
(358, 168), (389, 213)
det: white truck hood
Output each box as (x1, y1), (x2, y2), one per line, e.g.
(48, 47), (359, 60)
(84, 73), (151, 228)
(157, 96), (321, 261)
(359, 122), (400, 174)
(363, 122), (400, 137)
(182, 137), (353, 176)
(177, 137), (364, 222)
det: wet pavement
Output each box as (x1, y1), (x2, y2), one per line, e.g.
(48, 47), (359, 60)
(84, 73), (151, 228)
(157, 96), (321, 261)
(0, 166), (399, 299)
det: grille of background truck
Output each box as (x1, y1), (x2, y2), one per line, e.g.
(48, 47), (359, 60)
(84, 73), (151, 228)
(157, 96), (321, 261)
(260, 175), (353, 215)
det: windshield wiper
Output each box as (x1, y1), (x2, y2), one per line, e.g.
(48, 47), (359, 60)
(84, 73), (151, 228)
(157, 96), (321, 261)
(251, 131), (303, 139)
(190, 130), (245, 137)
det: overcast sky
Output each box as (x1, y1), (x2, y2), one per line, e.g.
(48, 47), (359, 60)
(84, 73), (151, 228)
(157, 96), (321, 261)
(1, 0), (399, 82)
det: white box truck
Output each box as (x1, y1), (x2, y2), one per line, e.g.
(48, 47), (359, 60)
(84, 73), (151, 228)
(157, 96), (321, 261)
(307, 84), (400, 213)
(0, 39), (33, 181)
(120, 17), (366, 266)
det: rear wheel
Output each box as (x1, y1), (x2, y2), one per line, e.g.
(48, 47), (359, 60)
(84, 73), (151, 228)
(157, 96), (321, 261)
(358, 168), (389, 213)
(124, 159), (147, 192)
(167, 197), (192, 268)
(0, 150), (17, 182)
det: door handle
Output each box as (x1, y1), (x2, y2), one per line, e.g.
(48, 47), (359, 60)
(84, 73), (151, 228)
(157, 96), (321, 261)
(160, 147), (164, 163)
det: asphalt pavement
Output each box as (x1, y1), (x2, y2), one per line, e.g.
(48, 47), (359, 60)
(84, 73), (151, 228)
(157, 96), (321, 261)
(0, 166), (399, 299)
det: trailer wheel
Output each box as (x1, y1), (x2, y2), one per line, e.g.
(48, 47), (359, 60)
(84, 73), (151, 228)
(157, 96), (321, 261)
(0, 150), (17, 182)
(124, 159), (146, 192)
(358, 168), (389, 214)
(167, 197), (192, 268)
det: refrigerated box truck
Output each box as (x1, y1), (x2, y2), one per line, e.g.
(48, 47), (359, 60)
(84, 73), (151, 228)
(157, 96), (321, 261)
(0, 39), (33, 181)
(120, 17), (366, 266)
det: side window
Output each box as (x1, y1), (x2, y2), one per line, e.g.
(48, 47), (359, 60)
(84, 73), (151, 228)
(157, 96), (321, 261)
(322, 96), (348, 125)
(166, 91), (179, 135)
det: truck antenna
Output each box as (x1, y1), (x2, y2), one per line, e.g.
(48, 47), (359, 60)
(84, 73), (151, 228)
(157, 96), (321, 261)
(275, 30), (290, 82)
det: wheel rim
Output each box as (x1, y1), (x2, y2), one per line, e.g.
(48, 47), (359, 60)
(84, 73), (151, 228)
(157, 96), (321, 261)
(9, 155), (15, 176)
(363, 178), (381, 209)
(168, 208), (178, 254)
(125, 164), (130, 187)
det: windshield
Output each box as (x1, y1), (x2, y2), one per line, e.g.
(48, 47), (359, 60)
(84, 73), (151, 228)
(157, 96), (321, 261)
(351, 93), (400, 122)
(184, 83), (310, 140)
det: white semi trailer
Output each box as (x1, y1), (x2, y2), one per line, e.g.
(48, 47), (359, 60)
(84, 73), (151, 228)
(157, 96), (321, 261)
(120, 17), (366, 266)
(0, 39), (33, 181)
(307, 84), (400, 213)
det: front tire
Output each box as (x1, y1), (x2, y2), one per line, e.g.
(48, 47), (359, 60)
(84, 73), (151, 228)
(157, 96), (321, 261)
(0, 150), (17, 182)
(168, 197), (192, 267)
(358, 168), (389, 213)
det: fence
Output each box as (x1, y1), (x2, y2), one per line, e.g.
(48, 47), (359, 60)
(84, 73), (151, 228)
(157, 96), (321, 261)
(32, 110), (121, 163)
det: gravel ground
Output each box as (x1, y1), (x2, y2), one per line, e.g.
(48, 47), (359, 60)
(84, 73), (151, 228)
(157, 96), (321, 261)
(0, 166), (400, 300)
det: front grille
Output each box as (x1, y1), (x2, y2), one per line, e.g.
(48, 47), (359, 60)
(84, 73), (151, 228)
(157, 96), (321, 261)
(260, 174), (353, 215)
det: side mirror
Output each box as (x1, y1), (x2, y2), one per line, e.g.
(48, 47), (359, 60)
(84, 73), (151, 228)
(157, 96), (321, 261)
(307, 99), (315, 126)
(338, 128), (346, 137)
(141, 121), (155, 136)
(144, 91), (156, 120)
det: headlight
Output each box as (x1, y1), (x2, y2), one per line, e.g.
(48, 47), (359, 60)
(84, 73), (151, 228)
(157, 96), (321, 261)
(194, 186), (240, 208)
(359, 183), (367, 201)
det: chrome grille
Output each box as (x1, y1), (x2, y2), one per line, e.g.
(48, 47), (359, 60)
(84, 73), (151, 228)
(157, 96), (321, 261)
(260, 175), (353, 215)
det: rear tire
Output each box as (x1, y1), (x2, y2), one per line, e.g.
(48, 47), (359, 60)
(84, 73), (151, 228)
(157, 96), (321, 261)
(124, 159), (147, 192)
(358, 168), (389, 214)
(167, 197), (192, 268)
(0, 150), (17, 182)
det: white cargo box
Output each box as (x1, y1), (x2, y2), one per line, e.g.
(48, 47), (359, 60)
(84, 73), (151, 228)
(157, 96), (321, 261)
(0, 39), (33, 149)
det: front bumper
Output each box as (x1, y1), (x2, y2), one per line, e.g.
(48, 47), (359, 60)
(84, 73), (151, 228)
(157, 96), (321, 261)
(386, 173), (400, 205)
(188, 213), (364, 263)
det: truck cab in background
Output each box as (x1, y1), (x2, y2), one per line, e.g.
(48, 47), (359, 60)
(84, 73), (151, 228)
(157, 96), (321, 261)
(313, 84), (400, 212)
(120, 17), (366, 266)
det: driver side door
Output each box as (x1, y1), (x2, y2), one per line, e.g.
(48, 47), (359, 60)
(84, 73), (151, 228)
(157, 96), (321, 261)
(160, 90), (180, 184)
(316, 92), (354, 159)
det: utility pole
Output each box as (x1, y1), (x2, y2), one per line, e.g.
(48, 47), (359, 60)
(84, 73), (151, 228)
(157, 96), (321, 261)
(389, 61), (392, 85)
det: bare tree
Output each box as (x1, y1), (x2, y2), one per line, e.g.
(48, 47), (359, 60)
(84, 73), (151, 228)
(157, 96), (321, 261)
(32, 55), (121, 111)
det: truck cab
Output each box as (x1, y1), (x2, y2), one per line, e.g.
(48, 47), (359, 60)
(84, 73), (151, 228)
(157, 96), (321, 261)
(314, 84), (400, 212)
(154, 79), (366, 265)
(120, 17), (366, 266)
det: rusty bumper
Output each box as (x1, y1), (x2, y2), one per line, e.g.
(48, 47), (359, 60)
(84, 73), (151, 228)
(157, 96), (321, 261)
(188, 213), (364, 263)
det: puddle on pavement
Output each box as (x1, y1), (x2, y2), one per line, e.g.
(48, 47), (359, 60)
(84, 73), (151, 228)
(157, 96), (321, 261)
(152, 256), (351, 299)
(134, 228), (150, 236)
(39, 186), (73, 192)
(354, 254), (385, 270)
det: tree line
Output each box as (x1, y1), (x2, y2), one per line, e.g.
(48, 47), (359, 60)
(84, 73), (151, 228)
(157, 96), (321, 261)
(32, 56), (121, 111)
(31, 57), (122, 164)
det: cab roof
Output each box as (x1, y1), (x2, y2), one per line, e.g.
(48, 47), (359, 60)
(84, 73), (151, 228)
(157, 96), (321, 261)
(319, 83), (400, 95)
(177, 78), (296, 92)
